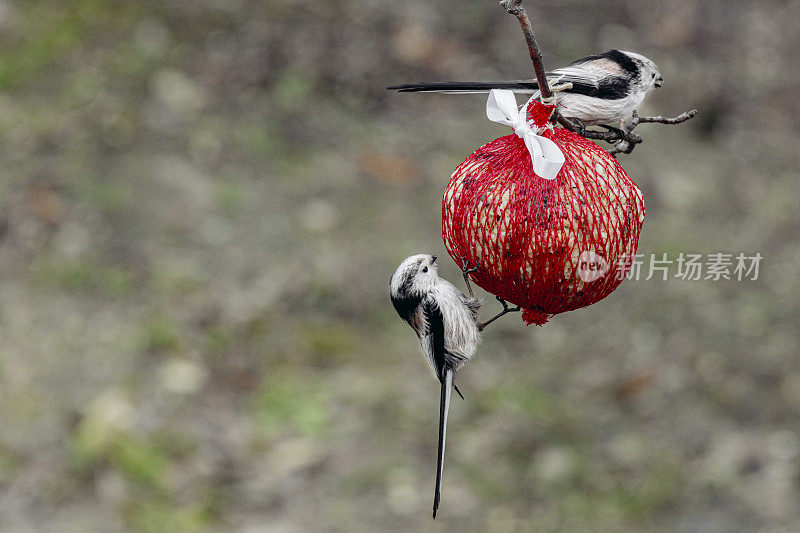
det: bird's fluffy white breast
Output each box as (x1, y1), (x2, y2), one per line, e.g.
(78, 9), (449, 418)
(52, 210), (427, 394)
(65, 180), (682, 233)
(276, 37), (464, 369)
(556, 90), (645, 126)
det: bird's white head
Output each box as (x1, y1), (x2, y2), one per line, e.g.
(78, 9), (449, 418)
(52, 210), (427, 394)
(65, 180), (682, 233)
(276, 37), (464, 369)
(622, 50), (663, 91)
(390, 254), (440, 299)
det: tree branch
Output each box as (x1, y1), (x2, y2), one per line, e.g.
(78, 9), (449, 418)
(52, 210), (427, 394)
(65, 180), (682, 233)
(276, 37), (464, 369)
(607, 109), (698, 155)
(636, 110), (698, 125)
(499, 0), (551, 100)
(557, 110), (697, 155)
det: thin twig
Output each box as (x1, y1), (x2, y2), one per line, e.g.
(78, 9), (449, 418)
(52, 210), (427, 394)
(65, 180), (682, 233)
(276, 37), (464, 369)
(558, 109), (697, 155)
(607, 109), (698, 155)
(478, 297), (521, 331)
(499, 0), (551, 100)
(636, 110), (698, 125)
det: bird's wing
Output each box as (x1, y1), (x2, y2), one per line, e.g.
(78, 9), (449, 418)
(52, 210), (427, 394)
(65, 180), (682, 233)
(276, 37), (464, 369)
(546, 65), (630, 100)
(420, 297), (447, 380)
(546, 66), (600, 88)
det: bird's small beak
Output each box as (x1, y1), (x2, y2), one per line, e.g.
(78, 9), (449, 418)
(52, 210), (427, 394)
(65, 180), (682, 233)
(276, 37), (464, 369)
(431, 255), (437, 264)
(655, 76), (663, 88)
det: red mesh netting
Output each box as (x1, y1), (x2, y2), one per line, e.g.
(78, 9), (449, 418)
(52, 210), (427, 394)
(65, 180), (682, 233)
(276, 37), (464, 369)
(441, 99), (645, 325)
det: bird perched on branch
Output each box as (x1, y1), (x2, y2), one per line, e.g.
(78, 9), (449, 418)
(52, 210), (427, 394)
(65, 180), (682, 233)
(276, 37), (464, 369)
(389, 254), (482, 518)
(388, 49), (662, 128)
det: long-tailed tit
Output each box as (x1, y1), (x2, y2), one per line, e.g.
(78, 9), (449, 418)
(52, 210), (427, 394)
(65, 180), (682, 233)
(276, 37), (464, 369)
(389, 49), (663, 127)
(390, 253), (482, 518)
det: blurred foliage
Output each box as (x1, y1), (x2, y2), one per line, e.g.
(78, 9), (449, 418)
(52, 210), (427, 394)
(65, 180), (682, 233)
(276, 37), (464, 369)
(0, 0), (798, 531)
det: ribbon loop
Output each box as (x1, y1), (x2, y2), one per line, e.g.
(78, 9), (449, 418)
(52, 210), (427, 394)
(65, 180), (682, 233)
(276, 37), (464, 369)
(485, 89), (565, 180)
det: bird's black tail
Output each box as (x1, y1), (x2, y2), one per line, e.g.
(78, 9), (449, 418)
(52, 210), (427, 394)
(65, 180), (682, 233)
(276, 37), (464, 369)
(432, 369), (453, 519)
(388, 81), (539, 94)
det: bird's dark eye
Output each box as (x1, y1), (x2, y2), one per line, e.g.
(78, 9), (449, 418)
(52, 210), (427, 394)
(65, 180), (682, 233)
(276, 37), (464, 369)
(652, 73), (656, 78)
(422, 266), (428, 273)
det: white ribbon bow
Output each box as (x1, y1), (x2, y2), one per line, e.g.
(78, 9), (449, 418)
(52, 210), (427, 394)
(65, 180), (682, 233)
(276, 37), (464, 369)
(486, 89), (564, 180)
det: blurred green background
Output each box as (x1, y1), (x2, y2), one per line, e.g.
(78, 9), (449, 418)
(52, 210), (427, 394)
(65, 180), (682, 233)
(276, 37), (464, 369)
(0, 0), (798, 531)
